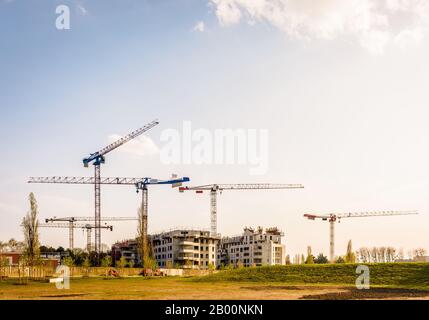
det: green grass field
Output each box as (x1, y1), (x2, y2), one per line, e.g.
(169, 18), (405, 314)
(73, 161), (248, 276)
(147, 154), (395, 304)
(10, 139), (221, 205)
(194, 263), (429, 290)
(1, 263), (428, 300)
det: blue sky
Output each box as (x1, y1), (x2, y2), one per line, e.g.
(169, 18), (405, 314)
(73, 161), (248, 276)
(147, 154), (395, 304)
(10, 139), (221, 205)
(1, 0), (428, 258)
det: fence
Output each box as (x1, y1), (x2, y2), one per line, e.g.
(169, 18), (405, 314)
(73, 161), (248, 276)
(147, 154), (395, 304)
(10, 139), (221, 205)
(0, 266), (216, 278)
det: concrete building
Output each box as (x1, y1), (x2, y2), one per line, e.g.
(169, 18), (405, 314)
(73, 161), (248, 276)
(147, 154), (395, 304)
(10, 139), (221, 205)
(111, 239), (139, 266)
(150, 228), (220, 269)
(217, 226), (285, 267)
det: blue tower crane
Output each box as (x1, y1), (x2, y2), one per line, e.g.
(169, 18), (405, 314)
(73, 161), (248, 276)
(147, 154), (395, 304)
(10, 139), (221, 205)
(135, 175), (190, 264)
(82, 119), (159, 256)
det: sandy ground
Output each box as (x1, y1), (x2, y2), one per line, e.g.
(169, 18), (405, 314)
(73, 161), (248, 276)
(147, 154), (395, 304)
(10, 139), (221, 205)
(1, 277), (428, 300)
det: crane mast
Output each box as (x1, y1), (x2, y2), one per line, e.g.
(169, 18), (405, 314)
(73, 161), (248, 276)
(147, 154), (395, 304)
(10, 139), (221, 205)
(38, 223), (113, 251)
(28, 173), (188, 265)
(44, 216), (137, 250)
(180, 183), (304, 235)
(304, 210), (419, 263)
(81, 119), (158, 259)
(134, 175), (190, 266)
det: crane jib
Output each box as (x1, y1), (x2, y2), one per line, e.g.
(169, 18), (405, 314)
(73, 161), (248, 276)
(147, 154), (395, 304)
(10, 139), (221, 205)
(83, 119), (159, 166)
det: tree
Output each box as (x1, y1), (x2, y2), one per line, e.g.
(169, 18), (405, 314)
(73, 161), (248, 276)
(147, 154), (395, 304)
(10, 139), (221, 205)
(314, 253), (328, 264)
(137, 205), (154, 268)
(335, 256), (345, 264)
(128, 260), (135, 268)
(413, 248), (427, 259)
(82, 257), (91, 276)
(62, 256), (74, 268)
(300, 254), (305, 265)
(7, 239), (18, 251)
(116, 256), (127, 269)
(357, 247), (370, 263)
(305, 246), (314, 264)
(22, 193), (40, 267)
(71, 248), (88, 266)
(0, 241), (8, 281)
(101, 256), (112, 268)
(386, 247), (396, 262)
(397, 248), (404, 260)
(208, 262), (216, 273)
(344, 240), (356, 263)
(370, 247), (378, 263)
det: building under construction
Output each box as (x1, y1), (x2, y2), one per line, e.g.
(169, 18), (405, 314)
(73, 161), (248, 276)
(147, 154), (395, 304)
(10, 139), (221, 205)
(151, 229), (220, 269)
(217, 227), (285, 267)
(111, 226), (286, 270)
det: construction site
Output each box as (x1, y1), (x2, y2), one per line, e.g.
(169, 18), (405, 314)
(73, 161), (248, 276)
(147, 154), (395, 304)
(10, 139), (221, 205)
(1, 1), (429, 304)
(0, 119), (426, 279)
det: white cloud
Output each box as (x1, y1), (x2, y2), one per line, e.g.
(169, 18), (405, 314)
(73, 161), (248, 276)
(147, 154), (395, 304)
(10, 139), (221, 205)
(107, 134), (160, 157)
(193, 21), (206, 32)
(209, 0), (429, 54)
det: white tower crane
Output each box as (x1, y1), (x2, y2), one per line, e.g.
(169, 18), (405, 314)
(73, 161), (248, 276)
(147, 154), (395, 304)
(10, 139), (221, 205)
(180, 183), (304, 235)
(304, 210), (419, 263)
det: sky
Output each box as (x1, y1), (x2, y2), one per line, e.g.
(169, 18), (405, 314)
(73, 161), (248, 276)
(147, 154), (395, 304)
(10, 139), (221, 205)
(1, 0), (428, 258)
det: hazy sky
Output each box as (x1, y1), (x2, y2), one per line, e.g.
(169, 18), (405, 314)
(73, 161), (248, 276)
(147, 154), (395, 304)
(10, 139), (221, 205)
(1, 0), (428, 258)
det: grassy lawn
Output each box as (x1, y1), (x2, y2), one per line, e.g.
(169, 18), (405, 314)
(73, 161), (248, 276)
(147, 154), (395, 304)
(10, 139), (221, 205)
(0, 263), (428, 300)
(194, 263), (429, 290)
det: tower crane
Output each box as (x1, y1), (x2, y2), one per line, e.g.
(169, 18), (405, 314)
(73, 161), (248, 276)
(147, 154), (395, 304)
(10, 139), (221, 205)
(44, 216), (138, 251)
(82, 119), (159, 255)
(304, 210), (419, 263)
(179, 183), (304, 235)
(37, 223), (113, 252)
(28, 174), (189, 260)
(134, 175), (190, 263)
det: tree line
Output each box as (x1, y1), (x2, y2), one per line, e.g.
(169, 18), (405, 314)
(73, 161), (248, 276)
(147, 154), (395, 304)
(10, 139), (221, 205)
(288, 240), (427, 265)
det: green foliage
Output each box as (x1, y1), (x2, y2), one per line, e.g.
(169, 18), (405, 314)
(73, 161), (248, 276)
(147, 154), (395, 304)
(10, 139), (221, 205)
(101, 256), (112, 268)
(143, 256), (158, 270)
(69, 249), (89, 266)
(22, 193), (40, 266)
(208, 262), (216, 272)
(193, 263), (429, 289)
(305, 255), (315, 264)
(62, 256), (74, 267)
(335, 256), (345, 264)
(314, 253), (329, 264)
(82, 257), (91, 269)
(345, 240), (356, 263)
(0, 256), (9, 268)
(128, 260), (135, 268)
(116, 256), (127, 269)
